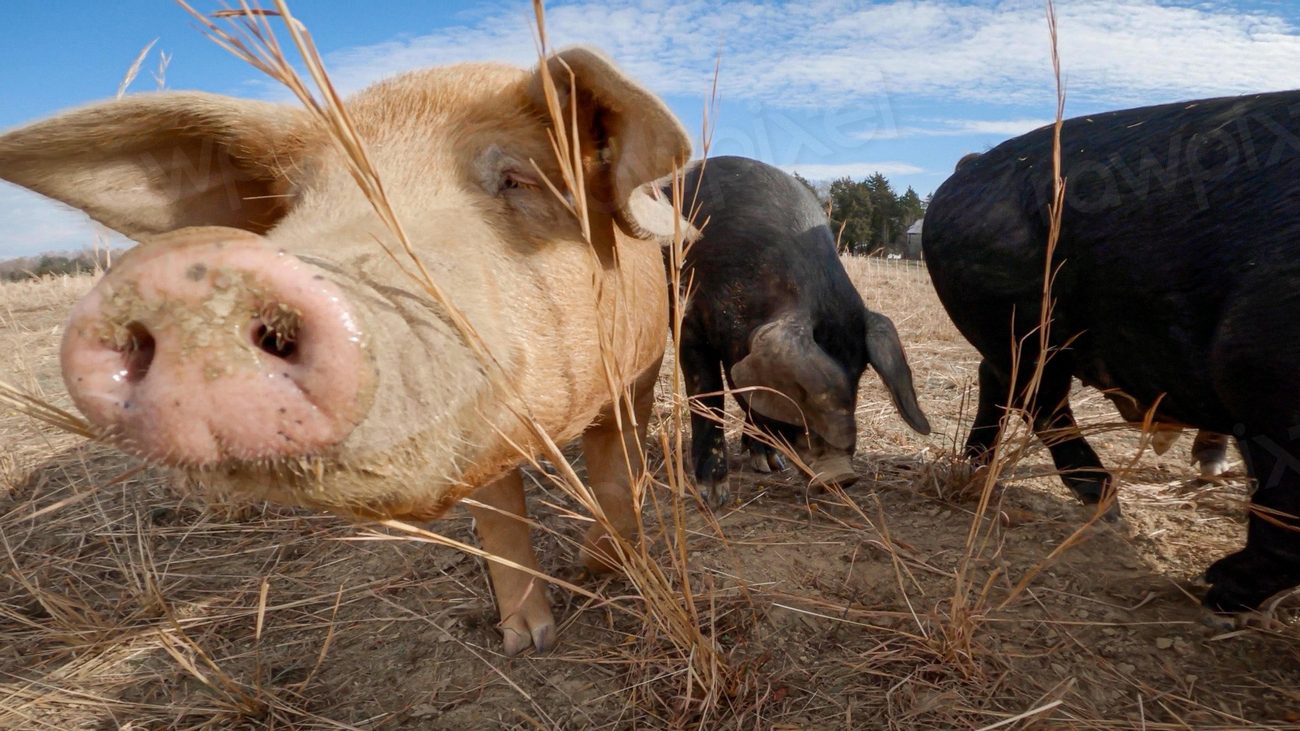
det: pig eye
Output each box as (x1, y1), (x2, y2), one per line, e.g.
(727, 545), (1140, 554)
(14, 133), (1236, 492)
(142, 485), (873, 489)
(500, 169), (540, 195)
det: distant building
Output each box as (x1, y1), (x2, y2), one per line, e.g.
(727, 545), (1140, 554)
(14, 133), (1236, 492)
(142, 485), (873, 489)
(904, 218), (924, 259)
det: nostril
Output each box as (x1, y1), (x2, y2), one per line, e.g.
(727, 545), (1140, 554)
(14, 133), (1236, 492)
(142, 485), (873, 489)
(254, 323), (297, 359)
(123, 321), (155, 384)
(252, 303), (301, 361)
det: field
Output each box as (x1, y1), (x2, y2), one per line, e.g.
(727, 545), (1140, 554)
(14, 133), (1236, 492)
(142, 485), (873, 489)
(2, 260), (1298, 730)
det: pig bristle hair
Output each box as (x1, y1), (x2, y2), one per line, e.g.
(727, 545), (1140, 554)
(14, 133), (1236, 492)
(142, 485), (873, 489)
(258, 302), (302, 351)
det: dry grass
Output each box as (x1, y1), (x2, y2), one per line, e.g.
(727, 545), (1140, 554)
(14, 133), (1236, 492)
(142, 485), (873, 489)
(2, 1), (1299, 729)
(4, 261), (1300, 729)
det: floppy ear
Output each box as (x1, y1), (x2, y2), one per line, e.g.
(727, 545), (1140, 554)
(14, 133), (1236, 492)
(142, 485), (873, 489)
(865, 310), (931, 435)
(730, 315), (857, 450)
(530, 47), (691, 240)
(0, 92), (307, 239)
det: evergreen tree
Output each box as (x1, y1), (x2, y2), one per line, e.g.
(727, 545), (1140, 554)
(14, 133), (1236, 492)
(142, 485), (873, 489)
(898, 186), (925, 231)
(791, 171), (818, 197)
(827, 177), (874, 254)
(787, 170), (929, 256)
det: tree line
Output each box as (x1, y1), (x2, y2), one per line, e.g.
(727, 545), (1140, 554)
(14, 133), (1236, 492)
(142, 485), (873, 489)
(0, 173), (928, 282)
(792, 172), (927, 257)
(0, 251), (113, 282)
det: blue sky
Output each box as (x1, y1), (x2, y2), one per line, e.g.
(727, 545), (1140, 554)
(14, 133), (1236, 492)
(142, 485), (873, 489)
(2, 0), (1298, 258)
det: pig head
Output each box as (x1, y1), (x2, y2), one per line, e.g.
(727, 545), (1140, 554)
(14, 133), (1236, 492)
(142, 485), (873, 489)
(0, 48), (689, 654)
(731, 310), (930, 485)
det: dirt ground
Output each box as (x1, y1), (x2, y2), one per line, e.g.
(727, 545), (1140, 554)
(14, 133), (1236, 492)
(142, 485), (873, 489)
(2, 260), (1298, 730)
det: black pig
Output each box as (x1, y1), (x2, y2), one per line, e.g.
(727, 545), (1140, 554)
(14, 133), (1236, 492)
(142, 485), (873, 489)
(924, 89), (1300, 615)
(671, 156), (930, 507)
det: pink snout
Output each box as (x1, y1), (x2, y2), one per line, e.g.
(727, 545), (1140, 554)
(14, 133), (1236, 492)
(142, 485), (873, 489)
(61, 228), (374, 466)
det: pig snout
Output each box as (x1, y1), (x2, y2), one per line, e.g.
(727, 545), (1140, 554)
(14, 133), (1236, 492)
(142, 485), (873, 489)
(60, 228), (374, 466)
(809, 453), (858, 489)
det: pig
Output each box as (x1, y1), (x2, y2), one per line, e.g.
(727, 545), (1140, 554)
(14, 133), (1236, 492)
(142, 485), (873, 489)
(0, 48), (691, 655)
(923, 89), (1300, 615)
(669, 156), (931, 507)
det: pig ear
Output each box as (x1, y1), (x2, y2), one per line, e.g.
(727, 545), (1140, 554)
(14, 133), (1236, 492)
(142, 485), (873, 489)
(0, 92), (305, 240)
(532, 47), (692, 240)
(731, 316), (857, 450)
(864, 310), (932, 435)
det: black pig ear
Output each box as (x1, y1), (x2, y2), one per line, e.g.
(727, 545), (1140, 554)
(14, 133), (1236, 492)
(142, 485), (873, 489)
(530, 47), (691, 240)
(0, 92), (305, 239)
(865, 310), (931, 435)
(730, 315), (856, 450)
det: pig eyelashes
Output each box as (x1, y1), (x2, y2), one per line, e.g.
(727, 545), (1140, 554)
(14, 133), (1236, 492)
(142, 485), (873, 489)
(499, 168), (541, 194)
(473, 144), (546, 198)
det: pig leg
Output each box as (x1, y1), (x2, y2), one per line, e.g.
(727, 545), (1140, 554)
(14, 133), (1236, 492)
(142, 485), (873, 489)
(1203, 433), (1300, 613)
(1192, 430), (1232, 480)
(965, 359), (1009, 463)
(1202, 279), (1300, 612)
(580, 359), (660, 572)
(968, 358), (1116, 517)
(466, 470), (556, 656)
(681, 329), (731, 508)
(1026, 362), (1117, 517)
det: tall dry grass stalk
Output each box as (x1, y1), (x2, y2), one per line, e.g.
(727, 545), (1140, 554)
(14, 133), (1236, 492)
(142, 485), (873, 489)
(0, 384), (94, 441)
(153, 50), (172, 90)
(116, 39), (158, 100)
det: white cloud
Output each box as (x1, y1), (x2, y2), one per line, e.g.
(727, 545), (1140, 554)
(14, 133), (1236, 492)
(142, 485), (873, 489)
(781, 161), (924, 180)
(865, 117), (1057, 141)
(944, 119), (1055, 136)
(311, 0), (1300, 108)
(7, 1), (1295, 256)
(0, 182), (128, 260)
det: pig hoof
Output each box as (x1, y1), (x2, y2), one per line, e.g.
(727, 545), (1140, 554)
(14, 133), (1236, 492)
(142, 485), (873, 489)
(808, 455), (858, 490)
(498, 590), (557, 656)
(692, 448), (730, 508)
(745, 445), (788, 474)
(1076, 489), (1122, 522)
(698, 477), (731, 510)
(1198, 459), (1229, 481)
(1200, 549), (1300, 615)
(1198, 609), (1240, 632)
(500, 615), (557, 656)
(830, 472), (860, 488)
(756, 450), (789, 472)
(811, 473), (858, 490)
(1092, 499), (1122, 523)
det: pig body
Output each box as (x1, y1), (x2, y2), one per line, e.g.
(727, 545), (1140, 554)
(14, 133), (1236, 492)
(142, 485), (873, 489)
(669, 156), (930, 506)
(923, 89), (1300, 614)
(1, 50), (690, 654)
